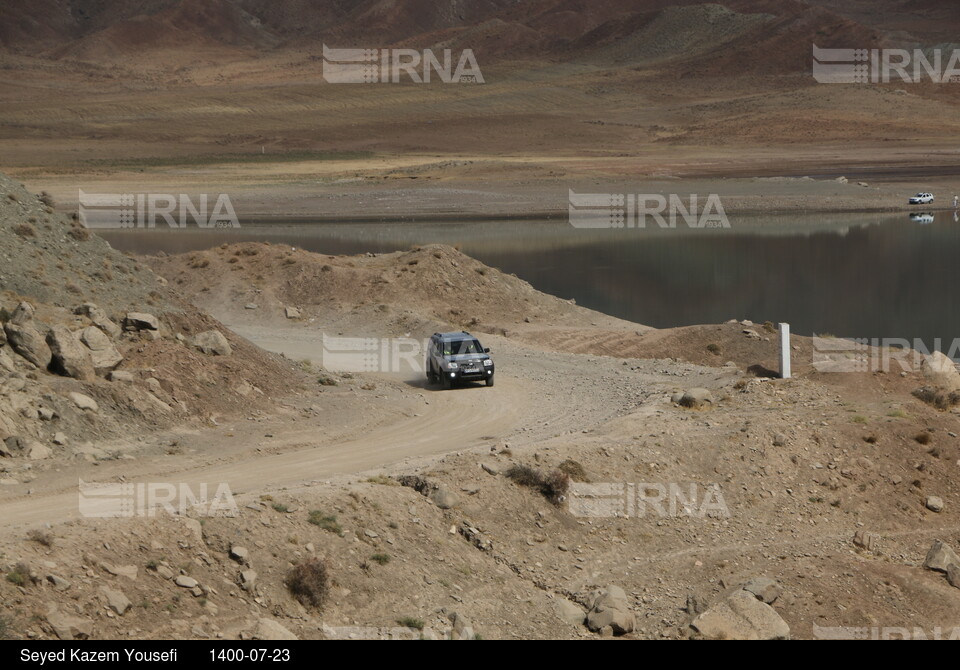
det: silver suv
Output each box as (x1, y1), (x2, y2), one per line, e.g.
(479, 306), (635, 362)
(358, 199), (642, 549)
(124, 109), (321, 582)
(426, 331), (495, 388)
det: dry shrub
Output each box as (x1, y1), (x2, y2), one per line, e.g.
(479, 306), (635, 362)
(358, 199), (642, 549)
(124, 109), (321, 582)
(505, 464), (570, 505)
(558, 459), (590, 482)
(912, 386), (960, 410)
(285, 558), (330, 609)
(13, 224), (35, 238)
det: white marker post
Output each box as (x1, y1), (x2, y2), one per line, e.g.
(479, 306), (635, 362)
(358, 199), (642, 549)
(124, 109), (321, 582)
(779, 322), (792, 379)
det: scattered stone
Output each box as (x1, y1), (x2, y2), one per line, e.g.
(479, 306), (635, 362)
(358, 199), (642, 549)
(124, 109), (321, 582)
(284, 306), (301, 319)
(429, 487), (458, 510)
(449, 612), (475, 640)
(46, 574), (71, 591)
(68, 392), (99, 412)
(678, 388), (714, 409)
(742, 577), (781, 604)
(923, 540), (960, 573)
(244, 303), (258, 310)
(230, 546), (250, 565)
(691, 589), (790, 640)
(742, 329), (761, 339)
(52, 432), (68, 446)
(239, 569), (257, 592)
(45, 605), (93, 640)
(926, 496), (944, 513)
(175, 576), (198, 589)
(481, 463), (499, 476)
(99, 586), (132, 615)
(585, 585), (635, 635)
(192, 330), (232, 356)
(123, 313), (159, 332)
(772, 433), (787, 447)
(253, 619), (298, 641)
(107, 370), (134, 383)
(853, 529), (880, 552)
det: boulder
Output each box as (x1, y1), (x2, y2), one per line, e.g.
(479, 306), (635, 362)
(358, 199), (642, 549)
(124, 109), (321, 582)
(123, 312), (159, 332)
(691, 589), (790, 640)
(678, 388), (714, 409)
(78, 326), (123, 372)
(28, 443), (53, 460)
(555, 599), (586, 626)
(192, 330), (232, 356)
(948, 564), (960, 589)
(46, 327), (95, 380)
(230, 546), (250, 565)
(926, 496), (944, 513)
(174, 576), (198, 589)
(253, 619), (298, 641)
(9, 302), (35, 325)
(449, 612), (475, 640)
(742, 577), (781, 604)
(285, 306), (301, 319)
(923, 540), (960, 573)
(45, 605), (93, 640)
(74, 304), (121, 338)
(920, 351), (960, 391)
(4, 322), (51, 369)
(585, 585), (635, 635)
(68, 392), (99, 412)
(429, 487), (458, 510)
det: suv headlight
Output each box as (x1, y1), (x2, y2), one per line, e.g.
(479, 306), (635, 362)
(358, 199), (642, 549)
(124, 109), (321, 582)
(483, 359), (493, 367)
(446, 362), (458, 369)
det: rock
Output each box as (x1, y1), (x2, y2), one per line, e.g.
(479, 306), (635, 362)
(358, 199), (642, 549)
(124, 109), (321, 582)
(948, 564), (960, 589)
(245, 303), (258, 310)
(182, 518), (203, 544)
(4, 321), (52, 370)
(253, 619), (298, 641)
(923, 540), (960, 573)
(920, 351), (960, 391)
(555, 599), (586, 625)
(239, 569), (257, 592)
(742, 577), (781, 604)
(835, 176), (848, 184)
(450, 612), (474, 640)
(74, 304), (121, 339)
(99, 586), (132, 615)
(429, 487), (458, 510)
(192, 330), (232, 356)
(78, 326), (123, 372)
(68, 392), (99, 412)
(772, 433), (787, 447)
(230, 546), (250, 565)
(103, 564), (138, 580)
(45, 574), (71, 591)
(28, 443), (53, 460)
(1, 435), (27, 457)
(46, 326), (95, 380)
(45, 605), (93, 640)
(9, 302), (35, 325)
(585, 585), (635, 635)
(123, 313), (159, 332)
(678, 388), (714, 409)
(853, 529), (880, 552)
(743, 329), (761, 339)
(38, 407), (56, 421)
(691, 589), (790, 640)
(481, 463), (499, 476)
(52, 432), (68, 446)
(284, 306), (301, 319)
(175, 576), (198, 589)
(926, 496), (944, 513)
(0, 347), (15, 372)
(107, 370), (135, 383)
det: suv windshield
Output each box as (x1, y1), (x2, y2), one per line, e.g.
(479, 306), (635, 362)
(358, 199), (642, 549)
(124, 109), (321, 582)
(442, 339), (484, 356)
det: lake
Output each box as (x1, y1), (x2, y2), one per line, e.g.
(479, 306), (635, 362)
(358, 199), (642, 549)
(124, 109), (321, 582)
(98, 211), (960, 347)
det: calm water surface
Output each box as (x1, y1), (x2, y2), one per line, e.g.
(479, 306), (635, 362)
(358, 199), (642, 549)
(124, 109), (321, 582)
(100, 211), (960, 345)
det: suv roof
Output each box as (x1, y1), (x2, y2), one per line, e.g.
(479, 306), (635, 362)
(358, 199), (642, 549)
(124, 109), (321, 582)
(434, 331), (475, 340)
